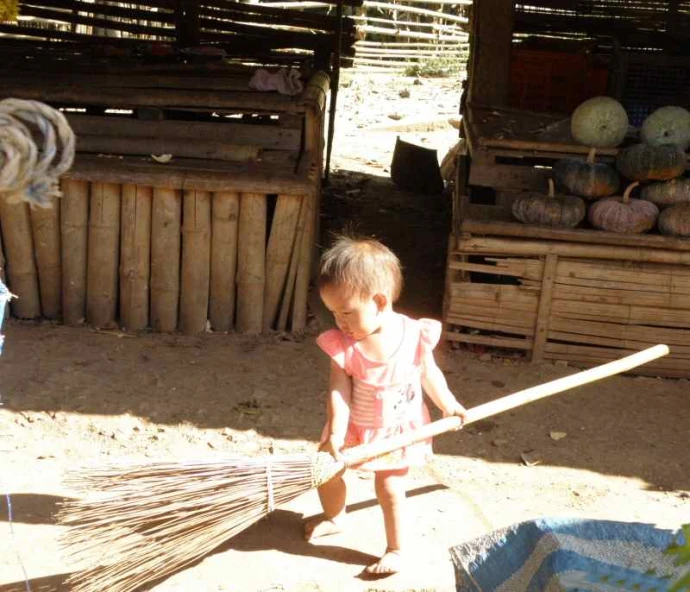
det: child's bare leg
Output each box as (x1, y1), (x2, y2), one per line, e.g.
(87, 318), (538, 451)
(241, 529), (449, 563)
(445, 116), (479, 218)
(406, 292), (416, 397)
(304, 468), (347, 540)
(366, 467), (408, 575)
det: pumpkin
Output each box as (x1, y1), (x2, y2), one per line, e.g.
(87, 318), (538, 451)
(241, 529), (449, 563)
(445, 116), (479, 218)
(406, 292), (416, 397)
(615, 143), (686, 182)
(640, 178), (690, 208)
(511, 179), (586, 228)
(570, 96), (629, 148)
(658, 203), (690, 237)
(552, 147), (619, 198)
(640, 106), (690, 151)
(588, 182), (659, 234)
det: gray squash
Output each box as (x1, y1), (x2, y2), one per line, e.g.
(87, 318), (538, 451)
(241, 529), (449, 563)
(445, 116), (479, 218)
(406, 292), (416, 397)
(512, 179), (586, 228)
(640, 178), (690, 208)
(588, 182), (659, 234)
(658, 203), (690, 237)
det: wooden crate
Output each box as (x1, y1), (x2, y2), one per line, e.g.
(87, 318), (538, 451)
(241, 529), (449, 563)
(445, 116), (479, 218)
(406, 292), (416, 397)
(443, 211), (690, 378)
(0, 68), (329, 335)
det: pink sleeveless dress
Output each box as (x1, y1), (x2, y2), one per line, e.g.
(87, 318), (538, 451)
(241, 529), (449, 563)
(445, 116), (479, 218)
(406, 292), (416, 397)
(316, 314), (442, 471)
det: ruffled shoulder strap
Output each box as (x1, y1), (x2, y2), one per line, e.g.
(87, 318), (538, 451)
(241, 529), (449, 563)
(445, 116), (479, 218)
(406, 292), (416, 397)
(415, 318), (442, 364)
(316, 329), (353, 373)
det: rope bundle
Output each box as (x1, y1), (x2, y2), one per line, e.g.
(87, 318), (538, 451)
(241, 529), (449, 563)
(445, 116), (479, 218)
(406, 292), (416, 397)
(0, 99), (75, 208)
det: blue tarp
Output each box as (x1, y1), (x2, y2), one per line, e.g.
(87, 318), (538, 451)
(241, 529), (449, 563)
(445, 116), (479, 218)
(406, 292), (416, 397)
(451, 518), (686, 592)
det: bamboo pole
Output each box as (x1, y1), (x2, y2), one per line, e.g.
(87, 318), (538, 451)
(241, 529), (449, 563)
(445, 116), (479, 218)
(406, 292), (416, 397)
(180, 190), (211, 335)
(236, 193), (266, 334)
(363, 1), (470, 23)
(87, 183), (121, 329)
(66, 114), (301, 150)
(120, 185), (152, 332)
(61, 179), (89, 326)
(0, 200), (40, 319)
(65, 154), (314, 196)
(356, 40), (468, 47)
(456, 236), (690, 265)
(292, 193), (315, 332)
(352, 15), (468, 31)
(357, 24), (467, 41)
(209, 191), (239, 332)
(263, 194), (302, 331)
(370, 0), (472, 4)
(356, 47), (468, 56)
(30, 198), (62, 319)
(150, 188), (182, 333)
(76, 136), (261, 163)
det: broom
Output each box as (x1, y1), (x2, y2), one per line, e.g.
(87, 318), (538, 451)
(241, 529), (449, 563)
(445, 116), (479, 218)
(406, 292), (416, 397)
(58, 344), (669, 592)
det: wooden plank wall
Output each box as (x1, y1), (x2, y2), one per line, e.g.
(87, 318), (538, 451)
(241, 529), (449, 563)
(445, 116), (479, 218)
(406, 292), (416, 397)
(444, 244), (690, 378)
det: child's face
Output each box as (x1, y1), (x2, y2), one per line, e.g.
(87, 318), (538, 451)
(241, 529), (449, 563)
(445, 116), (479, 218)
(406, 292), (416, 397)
(320, 286), (384, 341)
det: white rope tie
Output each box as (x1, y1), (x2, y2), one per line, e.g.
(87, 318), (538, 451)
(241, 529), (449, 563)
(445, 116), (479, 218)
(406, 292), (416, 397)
(266, 458), (275, 514)
(0, 99), (75, 208)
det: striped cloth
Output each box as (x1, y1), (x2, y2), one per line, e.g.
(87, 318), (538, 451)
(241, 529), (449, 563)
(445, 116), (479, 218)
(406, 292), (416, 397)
(451, 518), (686, 592)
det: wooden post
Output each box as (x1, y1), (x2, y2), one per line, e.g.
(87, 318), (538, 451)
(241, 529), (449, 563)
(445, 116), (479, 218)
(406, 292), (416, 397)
(467, 0), (514, 107)
(0, 200), (41, 319)
(236, 193), (266, 334)
(0, 230), (5, 283)
(30, 197), (62, 319)
(292, 193), (315, 332)
(150, 188), (182, 333)
(277, 195), (306, 332)
(120, 184), (152, 332)
(263, 194), (302, 331)
(531, 253), (558, 362)
(180, 190), (211, 335)
(61, 179), (89, 326)
(87, 182), (121, 328)
(210, 191), (239, 332)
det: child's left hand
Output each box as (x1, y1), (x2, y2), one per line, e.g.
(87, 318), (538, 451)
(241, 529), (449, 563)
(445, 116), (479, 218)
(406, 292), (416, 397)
(444, 401), (468, 429)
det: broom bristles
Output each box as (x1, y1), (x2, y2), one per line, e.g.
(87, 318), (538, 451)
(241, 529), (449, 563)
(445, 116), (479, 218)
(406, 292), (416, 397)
(58, 452), (342, 592)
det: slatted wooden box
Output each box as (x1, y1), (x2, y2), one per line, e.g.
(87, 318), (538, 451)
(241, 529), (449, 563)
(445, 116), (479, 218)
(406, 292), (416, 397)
(0, 67), (329, 335)
(443, 208), (690, 378)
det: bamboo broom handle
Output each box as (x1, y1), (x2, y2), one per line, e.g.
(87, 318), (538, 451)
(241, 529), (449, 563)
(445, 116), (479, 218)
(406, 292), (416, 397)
(342, 344), (669, 468)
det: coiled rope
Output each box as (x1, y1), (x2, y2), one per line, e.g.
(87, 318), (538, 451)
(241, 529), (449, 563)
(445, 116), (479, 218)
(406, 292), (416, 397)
(0, 98), (75, 208)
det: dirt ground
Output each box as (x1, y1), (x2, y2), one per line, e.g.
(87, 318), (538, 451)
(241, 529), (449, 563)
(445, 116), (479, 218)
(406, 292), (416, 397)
(1, 73), (689, 592)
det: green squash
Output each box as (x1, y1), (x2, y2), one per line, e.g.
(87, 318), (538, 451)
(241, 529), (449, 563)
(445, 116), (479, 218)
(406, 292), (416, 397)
(552, 147), (620, 198)
(570, 96), (629, 148)
(615, 143), (686, 182)
(512, 179), (586, 228)
(641, 106), (690, 151)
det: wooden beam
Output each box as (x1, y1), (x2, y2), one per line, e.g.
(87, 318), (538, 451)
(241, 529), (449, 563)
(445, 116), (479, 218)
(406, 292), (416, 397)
(531, 253), (557, 362)
(467, 0), (514, 107)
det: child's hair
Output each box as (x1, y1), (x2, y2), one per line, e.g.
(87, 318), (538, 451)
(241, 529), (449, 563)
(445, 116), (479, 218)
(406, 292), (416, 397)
(318, 234), (403, 301)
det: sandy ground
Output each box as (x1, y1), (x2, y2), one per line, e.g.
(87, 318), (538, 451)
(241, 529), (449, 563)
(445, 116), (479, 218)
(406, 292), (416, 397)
(1, 73), (689, 592)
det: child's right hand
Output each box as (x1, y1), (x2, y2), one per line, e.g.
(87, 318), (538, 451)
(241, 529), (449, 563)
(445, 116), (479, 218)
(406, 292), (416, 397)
(321, 434), (346, 461)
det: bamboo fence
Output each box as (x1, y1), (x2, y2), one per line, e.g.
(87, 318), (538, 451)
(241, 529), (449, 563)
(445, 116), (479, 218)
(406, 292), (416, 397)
(351, 0), (470, 72)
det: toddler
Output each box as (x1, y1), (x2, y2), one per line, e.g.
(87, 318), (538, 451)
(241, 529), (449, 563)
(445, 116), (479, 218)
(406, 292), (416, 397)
(304, 234), (467, 576)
